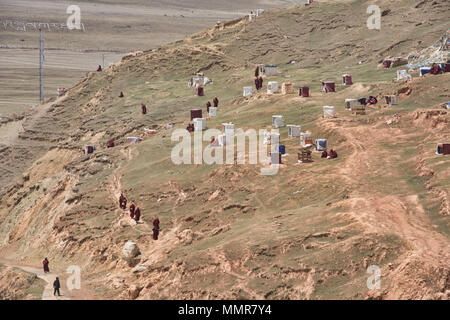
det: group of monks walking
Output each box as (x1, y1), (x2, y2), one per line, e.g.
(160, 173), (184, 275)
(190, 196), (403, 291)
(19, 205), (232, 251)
(206, 96), (219, 113)
(119, 193), (141, 223)
(119, 193), (160, 240)
(129, 203), (141, 223)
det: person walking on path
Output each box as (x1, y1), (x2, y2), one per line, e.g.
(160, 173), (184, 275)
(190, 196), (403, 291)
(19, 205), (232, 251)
(43, 258), (50, 273)
(53, 277), (61, 296)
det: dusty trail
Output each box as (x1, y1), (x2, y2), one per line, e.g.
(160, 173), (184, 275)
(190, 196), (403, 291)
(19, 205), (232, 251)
(0, 94), (69, 195)
(0, 259), (69, 300)
(20, 266), (70, 300)
(0, 94), (67, 150)
(321, 117), (450, 268)
(107, 146), (154, 234)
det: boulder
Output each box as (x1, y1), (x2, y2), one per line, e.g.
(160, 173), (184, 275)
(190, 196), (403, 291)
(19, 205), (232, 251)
(128, 285), (143, 300)
(122, 241), (141, 267)
(177, 229), (193, 245)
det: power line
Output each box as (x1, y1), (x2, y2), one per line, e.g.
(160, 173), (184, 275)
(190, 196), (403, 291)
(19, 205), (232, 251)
(39, 29), (44, 102)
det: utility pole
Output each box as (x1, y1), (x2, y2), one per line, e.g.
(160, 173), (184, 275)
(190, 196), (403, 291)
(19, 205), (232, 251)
(39, 29), (44, 102)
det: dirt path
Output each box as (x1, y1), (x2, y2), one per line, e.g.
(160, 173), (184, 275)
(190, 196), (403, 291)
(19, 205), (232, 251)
(107, 145), (156, 235)
(0, 259), (69, 300)
(20, 266), (70, 300)
(0, 94), (70, 196)
(0, 257), (104, 300)
(320, 116), (450, 267)
(0, 96), (67, 151)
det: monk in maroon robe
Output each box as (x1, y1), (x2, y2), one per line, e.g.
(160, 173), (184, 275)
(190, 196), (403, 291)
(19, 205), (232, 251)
(206, 101), (211, 113)
(255, 77), (260, 90)
(134, 208), (141, 223)
(328, 149), (338, 159)
(107, 139), (115, 148)
(119, 91), (124, 98)
(129, 203), (136, 219)
(96, 65), (102, 72)
(153, 227), (160, 240)
(119, 194), (124, 208)
(258, 76), (263, 90)
(152, 218), (160, 240)
(213, 97), (219, 108)
(120, 195), (127, 210)
(321, 150), (328, 158)
(255, 66), (259, 78)
(141, 103), (147, 115)
(43, 258), (50, 273)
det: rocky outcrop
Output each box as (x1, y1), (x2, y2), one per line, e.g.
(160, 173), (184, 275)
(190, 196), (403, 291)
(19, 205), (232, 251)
(122, 241), (141, 267)
(127, 285), (143, 300)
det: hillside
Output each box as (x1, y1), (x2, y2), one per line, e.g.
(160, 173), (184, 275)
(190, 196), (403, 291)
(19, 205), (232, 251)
(0, 0), (449, 300)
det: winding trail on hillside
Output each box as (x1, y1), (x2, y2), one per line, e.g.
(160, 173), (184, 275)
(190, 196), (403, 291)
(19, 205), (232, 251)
(0, 259), (69, 300)
(20, 266), (70, 300)
(0, 94), (69, 195)
(1, 93), (68, 143)
(108, 148), (151, 233)
(319, 115), (450, 296)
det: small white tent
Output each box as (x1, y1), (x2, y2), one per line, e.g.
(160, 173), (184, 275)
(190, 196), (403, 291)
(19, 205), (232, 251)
(272, 115), (285, 128)
(194, 118), (206, 131)
(345, 99), (358, 111)
(315, 139), (327, 151)
(260, 65), (278, 76)
(323, 106), (336, 118)
(267, 82), (279, 94)
(243, 86), (253, 97)
(287, 125), (301, 137)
